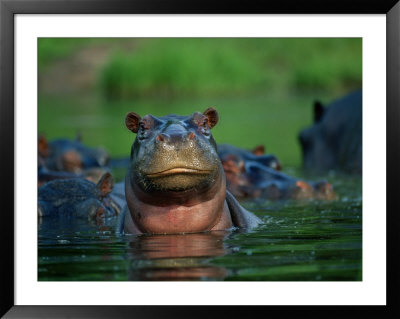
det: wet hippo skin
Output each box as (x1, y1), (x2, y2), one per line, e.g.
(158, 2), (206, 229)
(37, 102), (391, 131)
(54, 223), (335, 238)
(38, 172), (121, 221)
(38, 135), (110, 173)
(218, 144), (336, 200)
(299, 90), (362, 174)
(117, 107), (262, 235)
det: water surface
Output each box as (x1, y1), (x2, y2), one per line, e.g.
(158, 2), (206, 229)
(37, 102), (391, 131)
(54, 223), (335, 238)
(38, 171), (361, 281)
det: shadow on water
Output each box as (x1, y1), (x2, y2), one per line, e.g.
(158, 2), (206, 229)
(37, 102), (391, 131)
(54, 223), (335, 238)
(38, 171), (361, 281)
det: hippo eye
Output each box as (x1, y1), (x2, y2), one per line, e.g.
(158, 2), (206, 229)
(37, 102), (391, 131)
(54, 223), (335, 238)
(138, 122), (149, 140)
(200, 120), (210, 136)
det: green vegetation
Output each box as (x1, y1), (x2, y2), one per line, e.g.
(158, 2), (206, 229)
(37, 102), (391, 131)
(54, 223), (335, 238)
(99, 38), (361, 99)
(38, 38), (122, 69)
(38, 38), (88, 69)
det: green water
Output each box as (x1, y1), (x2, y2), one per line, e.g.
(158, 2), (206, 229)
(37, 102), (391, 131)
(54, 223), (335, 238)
(38, 170), (361, 281)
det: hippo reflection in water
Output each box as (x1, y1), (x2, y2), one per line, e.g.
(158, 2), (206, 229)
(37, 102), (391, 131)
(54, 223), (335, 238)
(127, 231), (230, 280)
(117, 107), (262, 235)
(299, 90), (362, 174)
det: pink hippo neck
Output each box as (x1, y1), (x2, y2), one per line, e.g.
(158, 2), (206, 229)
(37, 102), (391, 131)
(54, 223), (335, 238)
(124, 174), (233, 235)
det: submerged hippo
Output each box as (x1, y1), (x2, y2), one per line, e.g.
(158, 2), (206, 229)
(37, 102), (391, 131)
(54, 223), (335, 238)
(38, 172), (121, 222)
(298, 90), (362, 174)
(218, 144), (281, 171)
(38, 135), (110, 173)
(219, 145), (335, 200)
(117, 107), (262, 235)
(38, 164), (111, 187)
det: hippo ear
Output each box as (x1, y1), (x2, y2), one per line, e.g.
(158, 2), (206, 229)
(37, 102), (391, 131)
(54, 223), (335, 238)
(96, 172), (114, 197)
(252, 145), (265, 156)
(125, 112), (142, 133)
(203, 107), (219, 129)
(38, 135), (49, 158)
(314, 101), (325, 123)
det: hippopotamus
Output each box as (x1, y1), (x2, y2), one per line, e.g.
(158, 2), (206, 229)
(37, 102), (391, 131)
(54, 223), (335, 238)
(298, 90), (362, 174)
(218, 144), (281, 171)
(38, 164), (111, 187)
(218, 144), (335, 200)
(38, 165), (80, 186)
(38, 135), (110, 173)
(116, 107), (262, 235)
(38, 172), (121, 222)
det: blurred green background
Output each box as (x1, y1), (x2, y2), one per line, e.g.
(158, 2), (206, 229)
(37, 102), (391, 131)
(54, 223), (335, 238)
(38, 38), (362, 167)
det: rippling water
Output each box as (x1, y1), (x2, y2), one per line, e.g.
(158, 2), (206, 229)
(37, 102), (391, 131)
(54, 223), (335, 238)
(38, 171), (362, 281)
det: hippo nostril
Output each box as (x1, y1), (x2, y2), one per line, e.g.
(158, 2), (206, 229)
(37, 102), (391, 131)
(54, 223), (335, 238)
(188, 132), (196, 140)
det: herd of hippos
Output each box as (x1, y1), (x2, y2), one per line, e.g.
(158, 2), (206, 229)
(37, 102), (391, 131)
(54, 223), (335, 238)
(38, 90), (362, 235)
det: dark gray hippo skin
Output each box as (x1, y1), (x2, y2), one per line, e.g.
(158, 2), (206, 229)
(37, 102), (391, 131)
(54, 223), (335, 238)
(38, 173), (121, 222)
(117, 107), (262, 235)
(38, 164), (111, 187)
(38, 135), (110, 173)
(218, 143), (335, 200)
(298, 90), (362, 174)
(38, 165), (79, 186)
(218, 144), (281, 171)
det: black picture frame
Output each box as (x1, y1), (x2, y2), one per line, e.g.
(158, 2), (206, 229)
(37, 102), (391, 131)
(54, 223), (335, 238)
(1, 0), (399, 318)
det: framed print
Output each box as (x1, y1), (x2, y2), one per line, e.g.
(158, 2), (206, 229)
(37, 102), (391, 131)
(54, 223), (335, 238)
(1, 0), (399, 318)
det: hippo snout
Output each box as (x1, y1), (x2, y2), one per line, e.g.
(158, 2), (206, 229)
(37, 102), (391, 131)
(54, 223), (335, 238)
(156, 131), (196, 143)
(155, 124), (197, 146)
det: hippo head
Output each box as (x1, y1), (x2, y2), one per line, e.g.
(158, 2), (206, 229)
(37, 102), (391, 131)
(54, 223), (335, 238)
(38, 135), (110, 173)
(299, 91), (363, 174)
(219, 144), (282, 198)
(125, 107), (222, 196)
(38, 172), (120, 222)
(298, 101), (338, 171)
